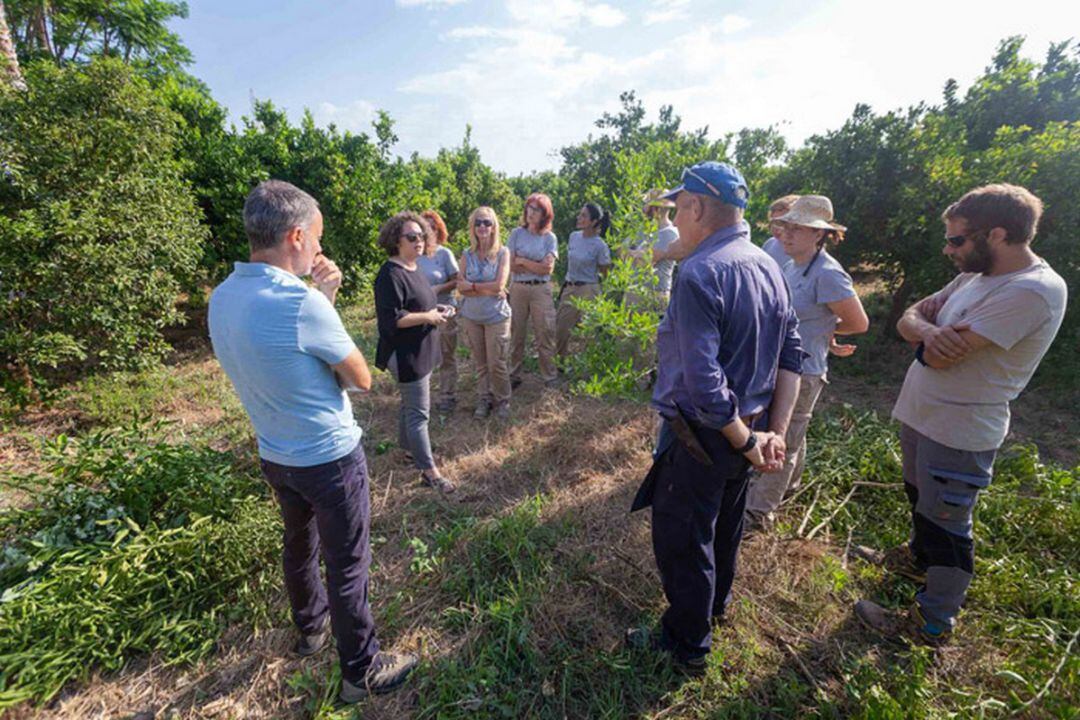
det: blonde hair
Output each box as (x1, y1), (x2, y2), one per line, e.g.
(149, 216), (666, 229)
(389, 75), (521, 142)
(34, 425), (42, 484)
(467, 206), (502, 260)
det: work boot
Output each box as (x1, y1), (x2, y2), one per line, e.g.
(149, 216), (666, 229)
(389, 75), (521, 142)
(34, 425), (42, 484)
(624, 626), (707, 676)
(473, 399), (492, 419)
(852, 543), (927, 584)
(293, 614), (330, 657)
(435, 398), (456, 415)
(339, 652), (419, 703)
(421, 471), (456, 494)
(493, 401), (511, 420)
(854, 600), (951, 646)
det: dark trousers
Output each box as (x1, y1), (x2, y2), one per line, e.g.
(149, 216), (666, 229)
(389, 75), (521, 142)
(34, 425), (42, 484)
(260, 444), (380, 682)
(638, 421), (751, 661)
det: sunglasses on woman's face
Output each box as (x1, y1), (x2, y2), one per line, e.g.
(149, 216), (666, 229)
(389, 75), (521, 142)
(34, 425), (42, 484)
(474, 219), (493, 227)
(401, 232), (424, 243)
(526, 205), (542, 212)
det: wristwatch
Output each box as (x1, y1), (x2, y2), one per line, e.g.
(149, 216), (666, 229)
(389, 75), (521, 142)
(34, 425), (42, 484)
(736, 433), (758, 454)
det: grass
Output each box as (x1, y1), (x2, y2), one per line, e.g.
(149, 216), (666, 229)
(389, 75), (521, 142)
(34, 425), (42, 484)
(0, 305), (1077, 718)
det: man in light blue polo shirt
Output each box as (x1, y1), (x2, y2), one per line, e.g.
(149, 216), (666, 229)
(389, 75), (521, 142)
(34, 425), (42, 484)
(208, 180), (416, 703)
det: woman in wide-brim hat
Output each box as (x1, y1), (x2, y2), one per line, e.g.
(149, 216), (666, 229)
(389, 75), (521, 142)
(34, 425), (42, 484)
(745, 194), (869, 530)
(625, 188), (681, 309)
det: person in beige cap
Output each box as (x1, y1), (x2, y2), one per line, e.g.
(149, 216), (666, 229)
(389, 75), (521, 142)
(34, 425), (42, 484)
(745, 194), (869, 531)
(625, 188), (683, 309)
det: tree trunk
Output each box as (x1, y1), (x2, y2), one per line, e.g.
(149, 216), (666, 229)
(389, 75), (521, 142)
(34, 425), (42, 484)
(31, 1), (54, 58)
(886, 277), (914, 339)
(0, 0), (27, 90)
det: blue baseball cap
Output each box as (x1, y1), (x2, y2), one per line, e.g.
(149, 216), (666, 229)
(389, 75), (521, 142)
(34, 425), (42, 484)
(662, 161), (750, 209)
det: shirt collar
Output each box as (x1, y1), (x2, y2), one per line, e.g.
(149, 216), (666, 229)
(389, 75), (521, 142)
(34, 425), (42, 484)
(688, 220), (750, 260)
(233, 261), (305, 285)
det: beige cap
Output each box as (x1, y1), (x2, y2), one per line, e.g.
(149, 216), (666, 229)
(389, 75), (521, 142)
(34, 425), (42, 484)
(642, 188), (677, 211)
(776, 195), (847, 232)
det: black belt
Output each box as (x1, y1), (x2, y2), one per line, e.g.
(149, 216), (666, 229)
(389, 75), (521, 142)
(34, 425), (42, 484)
(564, 281), (595, 286)
(516, 279), (549, 285)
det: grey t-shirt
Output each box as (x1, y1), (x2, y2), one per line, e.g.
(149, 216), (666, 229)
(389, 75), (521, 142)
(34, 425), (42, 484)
(507, 227), (558, 282)
(892, 260), (1067, 452)
(416, 245), (460, 306)
(652, 226), (679, 292)
(565, 231), (611, 284)
(459, 247), (511, 324)
(784, 250), (856, 376)
(762, 236), (789, 269)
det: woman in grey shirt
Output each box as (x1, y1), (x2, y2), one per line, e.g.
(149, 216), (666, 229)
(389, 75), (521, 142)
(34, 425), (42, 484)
(556, 202), (612, 361)
(417, 210), (459, 414)
(507, 193), (559, 388)
(746, 195), (869, 530)
(457, 207), (513, 419)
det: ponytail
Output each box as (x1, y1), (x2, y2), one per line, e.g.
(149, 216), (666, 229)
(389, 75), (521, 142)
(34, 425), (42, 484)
(584, 202), (610, 238)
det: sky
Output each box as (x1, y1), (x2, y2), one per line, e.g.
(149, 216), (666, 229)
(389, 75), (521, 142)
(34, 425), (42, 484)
(173, 0), (1080, 176)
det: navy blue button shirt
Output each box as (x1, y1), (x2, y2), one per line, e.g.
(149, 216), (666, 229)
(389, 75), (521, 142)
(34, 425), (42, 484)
(651, 220), (803, 429)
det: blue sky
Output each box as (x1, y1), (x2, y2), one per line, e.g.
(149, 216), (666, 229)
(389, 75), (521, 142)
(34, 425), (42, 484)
(174, 0), (1080, 175)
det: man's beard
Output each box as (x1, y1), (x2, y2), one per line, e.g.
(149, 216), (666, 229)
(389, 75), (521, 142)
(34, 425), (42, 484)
(958, 235), (994, 274)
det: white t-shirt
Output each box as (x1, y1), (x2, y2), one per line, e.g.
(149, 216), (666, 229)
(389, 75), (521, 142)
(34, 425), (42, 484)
(892, 259), (1067, 451)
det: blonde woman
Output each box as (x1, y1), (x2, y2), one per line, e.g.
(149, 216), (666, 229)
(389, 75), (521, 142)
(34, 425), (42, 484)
(457, 207), (513, 419)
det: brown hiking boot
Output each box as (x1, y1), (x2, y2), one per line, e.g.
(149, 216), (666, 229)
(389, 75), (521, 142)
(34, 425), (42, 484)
(855, 600), (951, 647)
(293, 614), (330, 657)
(339, 652), (419, 703)
(852, 543), (927, 584)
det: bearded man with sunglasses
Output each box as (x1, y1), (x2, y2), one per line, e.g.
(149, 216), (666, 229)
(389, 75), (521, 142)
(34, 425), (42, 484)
(626, 161), (803, 673)
(855, 184), (1067, 644)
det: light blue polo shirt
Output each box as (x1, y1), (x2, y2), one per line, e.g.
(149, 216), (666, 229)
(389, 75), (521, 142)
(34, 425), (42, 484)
(208, 262), (361, 467)
(783, 250), (856, 377)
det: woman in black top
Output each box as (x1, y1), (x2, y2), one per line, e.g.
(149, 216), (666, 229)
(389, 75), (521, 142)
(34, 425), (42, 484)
(373, 212), (454, 493)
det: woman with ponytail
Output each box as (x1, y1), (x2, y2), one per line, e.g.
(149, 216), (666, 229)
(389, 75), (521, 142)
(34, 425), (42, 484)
(746, 195), (869, 531)
(555, 202), (612, 361)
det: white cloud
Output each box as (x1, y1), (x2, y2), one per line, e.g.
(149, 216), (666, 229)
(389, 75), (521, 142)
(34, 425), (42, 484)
(505, 0), (625, 28)
(313, 100), (378, 133)
(643, 0), (691, 26)
(718, 14), (751, 35)
(396, 0), (466, 7)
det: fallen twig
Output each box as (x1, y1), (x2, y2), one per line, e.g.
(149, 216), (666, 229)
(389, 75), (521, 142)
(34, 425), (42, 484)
(842, 526), (854, 569)
(378, 470), (394, 511)
(806, 486), (858, 540)
(797, 487), (822, 536)
(851, 481), (903, 489)
(781, 477), (820, 508)
(780, 638), (821, 690)
(1010, 626), (1080, 716)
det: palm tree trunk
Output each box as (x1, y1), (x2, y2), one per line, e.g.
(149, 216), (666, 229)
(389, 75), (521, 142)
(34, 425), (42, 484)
(0, 0), (27, 90)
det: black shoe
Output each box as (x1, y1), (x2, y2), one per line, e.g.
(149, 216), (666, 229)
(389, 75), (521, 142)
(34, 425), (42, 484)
(339, 652), (419, 703)
(293, 614), (330, 657)
(624, 626), (706, 676)
(510, 377), (523, 390)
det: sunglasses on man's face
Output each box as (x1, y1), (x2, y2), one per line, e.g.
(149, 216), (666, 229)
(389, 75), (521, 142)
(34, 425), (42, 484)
(945, 229), (983, 248)
(474, 219), (493, 227)
(401, 232), (424, 243)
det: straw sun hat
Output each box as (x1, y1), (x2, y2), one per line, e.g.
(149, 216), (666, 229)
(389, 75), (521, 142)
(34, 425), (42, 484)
(642, 188), (677, 212)
(776, 195), (847, 232)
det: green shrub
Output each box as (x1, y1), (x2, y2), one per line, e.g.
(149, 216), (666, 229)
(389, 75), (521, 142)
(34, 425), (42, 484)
(0, 58), (207, 397)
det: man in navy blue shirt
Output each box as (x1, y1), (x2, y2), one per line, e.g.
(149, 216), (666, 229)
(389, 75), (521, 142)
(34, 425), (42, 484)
(628, 162), (803, 673)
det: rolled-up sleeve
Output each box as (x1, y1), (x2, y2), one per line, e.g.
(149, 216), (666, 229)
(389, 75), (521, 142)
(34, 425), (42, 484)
(373, 271), (407, 340)
(673, 268), (740, 428)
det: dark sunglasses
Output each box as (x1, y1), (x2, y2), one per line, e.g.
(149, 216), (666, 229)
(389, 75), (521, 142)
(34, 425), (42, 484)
(525, 204), (543, 212)
(474, 219), (493, 227)
(401, 232), (424, 243)
(945, 229), (983, 248)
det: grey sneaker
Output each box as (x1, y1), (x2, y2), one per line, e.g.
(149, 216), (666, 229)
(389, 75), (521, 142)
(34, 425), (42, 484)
(474, 399), (492, 419)
(293, 614), (330, 657)
(339, 651), (419, 703)
(421, 472), (456, 494)
(493, 402), (511, 420)
(854, 600), (951, 647)
(435, 398), (456, 415)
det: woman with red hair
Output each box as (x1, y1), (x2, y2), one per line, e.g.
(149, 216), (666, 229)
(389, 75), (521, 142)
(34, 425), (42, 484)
(507, 193), (559, 388)
(417, 210), (460, 414)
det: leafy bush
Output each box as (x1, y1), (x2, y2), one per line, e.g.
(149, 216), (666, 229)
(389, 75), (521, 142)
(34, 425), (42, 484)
(0, 58), (207, 397)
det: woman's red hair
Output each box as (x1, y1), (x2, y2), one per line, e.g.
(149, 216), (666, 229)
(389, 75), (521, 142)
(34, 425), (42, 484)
(521, 193), (554, 234)
(421, 209), (449, 256)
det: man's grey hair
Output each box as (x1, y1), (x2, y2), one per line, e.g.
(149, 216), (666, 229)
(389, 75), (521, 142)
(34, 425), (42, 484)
(243, 180), (321, 252)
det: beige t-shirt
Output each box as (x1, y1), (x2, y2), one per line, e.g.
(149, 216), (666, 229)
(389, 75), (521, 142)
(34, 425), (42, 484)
(892, 260), (1067, 451)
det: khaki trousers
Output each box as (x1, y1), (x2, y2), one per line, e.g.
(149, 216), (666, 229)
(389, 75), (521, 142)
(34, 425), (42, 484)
(460, 317), (512, 404)
(437, 315), (458, 403)
(555, 282), (601, 359)
(509, 282), (557, 382)
(745, 373), (827, 518)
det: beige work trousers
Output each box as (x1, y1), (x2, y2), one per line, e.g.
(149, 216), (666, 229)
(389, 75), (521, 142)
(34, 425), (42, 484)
(555, 282), (601, 359)
(437, 314), (458, 404)
(509, 281), (557, 382)
(746, 373), (827, 518)
(460, 316), (512, 405)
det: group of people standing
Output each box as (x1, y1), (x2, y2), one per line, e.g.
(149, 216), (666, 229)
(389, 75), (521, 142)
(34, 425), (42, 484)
(207, 161), (1065, 702)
